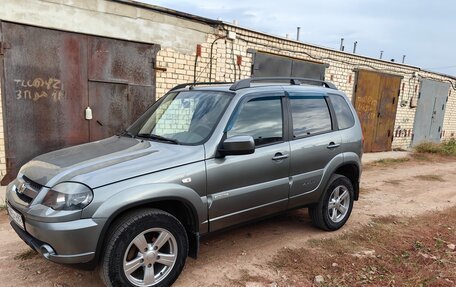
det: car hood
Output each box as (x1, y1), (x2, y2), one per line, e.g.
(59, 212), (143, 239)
(19, 136), (205, 188)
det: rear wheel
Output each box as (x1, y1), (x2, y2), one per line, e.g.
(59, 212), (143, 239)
(100, 209), (188, 287)
(309, 174), (354, 231)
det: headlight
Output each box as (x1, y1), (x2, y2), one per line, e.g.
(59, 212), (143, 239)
(42, 182), (93, 210)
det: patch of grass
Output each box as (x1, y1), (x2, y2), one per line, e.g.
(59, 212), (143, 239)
(269, 207), (456, 286)
(229, 269), (273, 286)
(414, 174), (445, 182)
(14, 249), (37, 260)
(0, 204), (5, 211)
(365, 157), (410, 169)
(414, 139), (456, 156)
(411, 152), (432, 161)
(375, 157), (410, 165)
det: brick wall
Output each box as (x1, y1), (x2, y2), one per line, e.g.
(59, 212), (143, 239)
(154, 25), (456, 150)
(1, 0), (455, 164)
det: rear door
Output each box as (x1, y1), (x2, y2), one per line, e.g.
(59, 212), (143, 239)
(286, 90), (341, 208)
(206, 91), (290, 231)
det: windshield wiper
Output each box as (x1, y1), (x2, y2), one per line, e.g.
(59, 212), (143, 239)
(119, 130), (136, 138)
(137, 133), (180, 144)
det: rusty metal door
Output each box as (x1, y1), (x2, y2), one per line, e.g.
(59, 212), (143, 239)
(88, 82), (154, 141)
(252, 52), (327, 80)
(0, 22), (158, 184)
(353, 70), (402, 152)
(1, 22), (89, 184)
(372, 74), (402, 151)
(87, 37), (157, 141)
(412, 79), (450, 145)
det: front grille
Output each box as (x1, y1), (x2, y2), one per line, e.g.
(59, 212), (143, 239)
(16, 190), (33, 204)
(23, 175), (44, 192)
(15, 175), (44, 204)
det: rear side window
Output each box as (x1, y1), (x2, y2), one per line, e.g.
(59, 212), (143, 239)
(329, 94), (355, 129)
(227, 97), (283, 146)
(289, 94), (332, 138)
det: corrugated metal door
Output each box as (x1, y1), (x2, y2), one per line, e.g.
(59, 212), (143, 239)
(252, 52), (327, 80)
(0, 22), (158, 183)
(353, 70), (401, 152)
(412, 79), (450, 145)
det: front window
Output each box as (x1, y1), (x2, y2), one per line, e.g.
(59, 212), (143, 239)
(127, 91), (232, 145)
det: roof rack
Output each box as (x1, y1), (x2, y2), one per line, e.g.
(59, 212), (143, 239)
(229, 77), (338, 91)
(169, 82), (233, 92)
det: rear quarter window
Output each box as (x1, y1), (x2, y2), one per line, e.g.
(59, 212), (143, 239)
(329, 94), (355, 129)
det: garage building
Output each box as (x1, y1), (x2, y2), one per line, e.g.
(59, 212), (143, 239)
(0, 0), (455, 183)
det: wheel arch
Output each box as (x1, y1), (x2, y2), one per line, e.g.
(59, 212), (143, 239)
(334, 162), (360, 200)
(91, 196), (201, 270)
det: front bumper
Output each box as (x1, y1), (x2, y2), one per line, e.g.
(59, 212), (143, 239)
(10, 221), (95, 264)
(6, 179), (106, 265)
(7, 203), (106, 265)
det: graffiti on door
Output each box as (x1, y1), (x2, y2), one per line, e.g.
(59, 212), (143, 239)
(14, 77), (64, 102)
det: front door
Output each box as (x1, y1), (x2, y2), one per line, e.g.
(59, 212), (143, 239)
(206, 92), (290, 231)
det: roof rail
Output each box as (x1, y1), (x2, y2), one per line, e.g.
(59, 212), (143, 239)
(169, 82), (233, 92)
(229, 77), (338, 91)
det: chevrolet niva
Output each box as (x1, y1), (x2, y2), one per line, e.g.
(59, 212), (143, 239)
(6, 77), (362, 287)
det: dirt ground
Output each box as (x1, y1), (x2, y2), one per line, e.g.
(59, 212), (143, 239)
(0, 156), (455, 287)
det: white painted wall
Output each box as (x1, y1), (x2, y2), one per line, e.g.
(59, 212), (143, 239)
(0, 0), (215, 54)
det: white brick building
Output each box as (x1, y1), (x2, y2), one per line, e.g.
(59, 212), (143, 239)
(0, 0), (455, 182)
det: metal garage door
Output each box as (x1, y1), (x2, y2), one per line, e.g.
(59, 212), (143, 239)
(252, 52), (327, 80)
(412, 79), (449, 145)
(353, 69), (402, 152)
(0, 22), (159, 184)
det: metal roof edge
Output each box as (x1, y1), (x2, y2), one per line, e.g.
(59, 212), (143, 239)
(111, 1), (455, 81)
(419, 69), (456, 81)
(222, 21), (422, 70)
(110, 0), (223, 26)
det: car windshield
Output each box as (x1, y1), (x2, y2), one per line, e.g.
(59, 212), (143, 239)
(127, 90), (232, 145)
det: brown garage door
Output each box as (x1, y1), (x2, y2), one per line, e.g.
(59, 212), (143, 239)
(353, 70), (402, 152)
(0, 22), (159, 184)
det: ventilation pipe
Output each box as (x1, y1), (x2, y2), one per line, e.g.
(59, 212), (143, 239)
(296, 27), (301, 41)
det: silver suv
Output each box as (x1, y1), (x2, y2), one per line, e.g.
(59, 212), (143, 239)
(6, 77), (362, 287)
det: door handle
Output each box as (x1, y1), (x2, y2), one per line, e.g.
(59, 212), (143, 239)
(327, 142), (340, 149)
(272, 153), (289, 161)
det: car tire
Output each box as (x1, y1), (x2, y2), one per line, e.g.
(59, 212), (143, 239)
(309, 174), (354, 231)
(100, 208), (188, 287)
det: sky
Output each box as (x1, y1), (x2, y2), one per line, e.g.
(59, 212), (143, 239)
(140, 0), (456, 77)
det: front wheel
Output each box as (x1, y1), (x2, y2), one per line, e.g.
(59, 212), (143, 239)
(309, 174), (354, 231)
(100, 209), (188, 287)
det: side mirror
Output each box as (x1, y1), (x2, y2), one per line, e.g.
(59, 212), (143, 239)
(218, 135), (255, 156)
